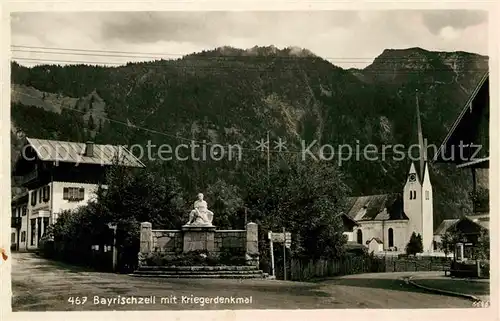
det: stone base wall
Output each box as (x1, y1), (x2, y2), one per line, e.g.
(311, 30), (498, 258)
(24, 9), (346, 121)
(139, 222), (259, 267)
(215, 230), (246, 252)
(152, 230), (183, 254)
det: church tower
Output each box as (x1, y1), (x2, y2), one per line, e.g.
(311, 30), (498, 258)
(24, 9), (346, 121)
(403, 90), (434, 253)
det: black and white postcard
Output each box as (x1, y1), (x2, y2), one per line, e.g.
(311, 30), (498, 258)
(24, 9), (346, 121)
(0, 1), (497, 321)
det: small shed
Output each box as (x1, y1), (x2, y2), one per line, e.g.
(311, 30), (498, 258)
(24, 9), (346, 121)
(366, 237), (384, 253)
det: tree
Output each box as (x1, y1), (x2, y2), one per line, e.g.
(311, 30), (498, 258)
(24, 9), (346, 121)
(470, 187), (489, 212)
(406, 232), (423, 256)
(476, 229), (490, 260)
(205, 179), (244, 229)
(242, 155), (350, 260)
(440, 230), (459, 258)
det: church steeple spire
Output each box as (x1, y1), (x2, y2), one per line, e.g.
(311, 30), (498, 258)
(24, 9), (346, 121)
(415, 89), (426, 181)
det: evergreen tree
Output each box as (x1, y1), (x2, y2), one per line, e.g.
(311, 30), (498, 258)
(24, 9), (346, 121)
(406, 232), (423, 256)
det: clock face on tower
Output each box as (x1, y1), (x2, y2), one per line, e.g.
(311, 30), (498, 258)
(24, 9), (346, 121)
(409, 173), (416, 182)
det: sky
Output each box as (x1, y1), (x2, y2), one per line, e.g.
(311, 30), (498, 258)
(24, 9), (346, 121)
(11, 10), (489, 69)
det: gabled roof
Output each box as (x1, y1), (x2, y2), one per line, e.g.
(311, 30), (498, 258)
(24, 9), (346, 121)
(434, 215), (489, 235)
(342, 212), (360, 227)
(466, 213), (489, 230)
(434, 219), (460, 235)
(366, 237), (383, 245)
(20, 138), (145, 168)
(345, 193), (409, 221)
(434, 72), (489, 165)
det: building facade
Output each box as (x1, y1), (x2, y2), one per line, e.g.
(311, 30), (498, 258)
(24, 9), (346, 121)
(433, 72), (489, 258)
(345, 91), (434, 254)
(346, 160), (434, 254)
(10, 193), (28, 251)
(11, 138), (144, 251)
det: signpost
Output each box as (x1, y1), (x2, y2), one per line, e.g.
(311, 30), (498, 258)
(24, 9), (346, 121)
(268, 229), (292, 280)
(283, 228), (286, 280)
(268, 231), (275, 278)
(108, 223), (118, 272)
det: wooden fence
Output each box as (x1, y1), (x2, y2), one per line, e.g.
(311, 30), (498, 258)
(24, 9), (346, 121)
(288, 256), (451, 281)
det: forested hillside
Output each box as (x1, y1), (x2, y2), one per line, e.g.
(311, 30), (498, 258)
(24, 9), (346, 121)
(10, 46), (489, 226)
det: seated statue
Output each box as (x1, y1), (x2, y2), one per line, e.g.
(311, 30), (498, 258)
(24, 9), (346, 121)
(185, 193), (214, 226)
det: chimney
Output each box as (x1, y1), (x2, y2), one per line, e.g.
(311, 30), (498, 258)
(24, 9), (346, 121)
(84, 141), (94, 157)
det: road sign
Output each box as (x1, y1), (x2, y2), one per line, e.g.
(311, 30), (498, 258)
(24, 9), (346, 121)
(268, 230), (293, 279)
(268, 232), (291, 243)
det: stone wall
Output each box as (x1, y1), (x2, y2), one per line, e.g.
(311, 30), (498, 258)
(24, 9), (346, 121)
(152, 230), (183, 253)
(215, 230), (246, 252)
(139, 222), (259, 267)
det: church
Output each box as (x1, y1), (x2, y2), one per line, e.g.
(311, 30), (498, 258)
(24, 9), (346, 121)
(344, 93), (434, 254)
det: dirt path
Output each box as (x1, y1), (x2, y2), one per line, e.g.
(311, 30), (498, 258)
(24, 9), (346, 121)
(11, 253), (472, 311)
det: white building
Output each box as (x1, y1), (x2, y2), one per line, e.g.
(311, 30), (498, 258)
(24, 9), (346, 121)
(345, 160), (434, 254)
(344, 92), (434, 254)
(11, 138), (144, 251)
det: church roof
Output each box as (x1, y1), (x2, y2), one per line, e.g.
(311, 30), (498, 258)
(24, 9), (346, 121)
(345, 193), (409, 221)
(416, 161), (428, 184)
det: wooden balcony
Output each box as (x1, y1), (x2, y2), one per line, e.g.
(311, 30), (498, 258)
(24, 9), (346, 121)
(19, 169), (38, 186)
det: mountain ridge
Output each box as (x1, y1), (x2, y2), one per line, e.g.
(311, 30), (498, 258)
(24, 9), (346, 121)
(10, 46), (489, 226)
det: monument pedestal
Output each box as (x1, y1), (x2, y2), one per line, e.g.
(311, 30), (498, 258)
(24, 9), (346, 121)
(182, 225), (216, 253)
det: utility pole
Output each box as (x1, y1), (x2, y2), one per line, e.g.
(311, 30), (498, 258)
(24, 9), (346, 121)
(267, 131), (270, 180)
(108, 223), (118, 272)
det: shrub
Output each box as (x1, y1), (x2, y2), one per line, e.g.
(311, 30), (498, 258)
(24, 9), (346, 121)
(143, 249), (248, 267)
(219, 247), (246, 265)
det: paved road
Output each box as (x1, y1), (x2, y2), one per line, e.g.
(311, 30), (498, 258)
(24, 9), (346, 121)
(11, 253), (472, 311)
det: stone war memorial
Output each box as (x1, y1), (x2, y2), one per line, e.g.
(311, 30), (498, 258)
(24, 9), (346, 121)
(134, 193), (265, 278)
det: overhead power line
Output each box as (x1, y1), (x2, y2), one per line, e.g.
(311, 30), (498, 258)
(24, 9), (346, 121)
(11, 45), (184, 57)
(11, 89), (406, 155)
(12, 49), (182, 60)
(11, 44), (489, 63)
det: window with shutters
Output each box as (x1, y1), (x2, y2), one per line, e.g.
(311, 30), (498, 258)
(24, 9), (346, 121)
(42, 185), (50, 202)
(63, 187), (85, 201)
(38, 189), (42, 203)
(30, 191), (37, 206)
(30, 219), (36, 245)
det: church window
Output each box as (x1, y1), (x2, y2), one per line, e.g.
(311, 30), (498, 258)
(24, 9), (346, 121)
(357, 230), (363, 244)
(388, 228), (394, 248)
(425, 190), (429, 200)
